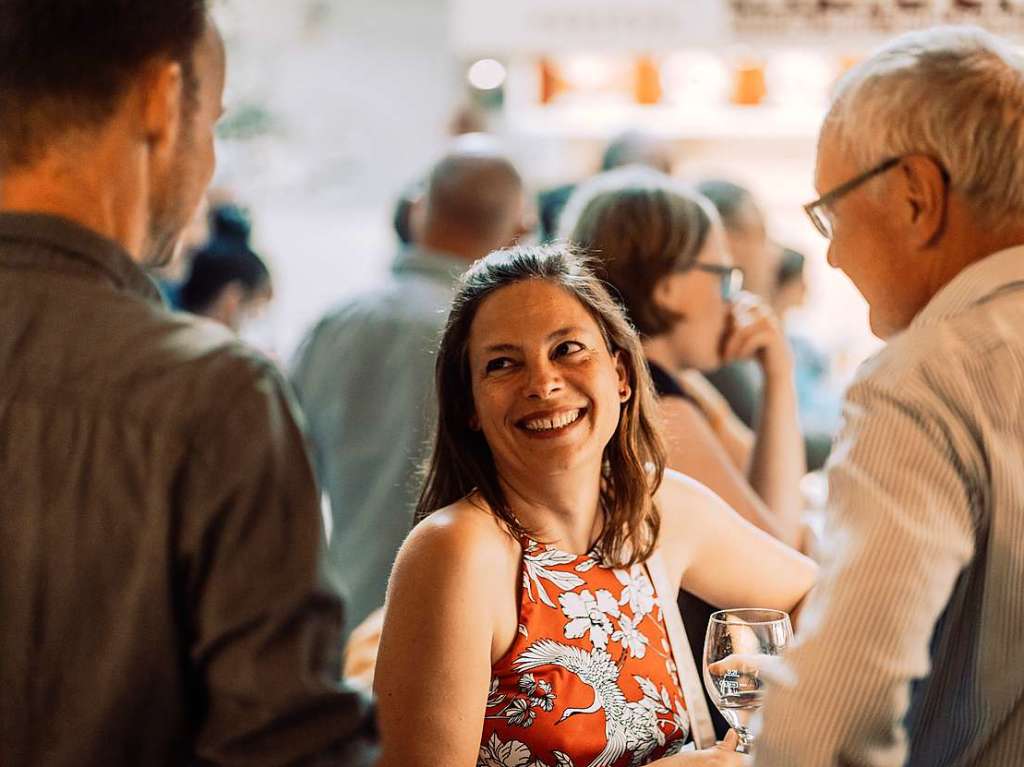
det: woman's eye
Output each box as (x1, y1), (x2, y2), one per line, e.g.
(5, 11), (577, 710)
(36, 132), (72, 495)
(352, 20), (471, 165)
(485, 357), (514, 373)
(554, 341), (586, 357)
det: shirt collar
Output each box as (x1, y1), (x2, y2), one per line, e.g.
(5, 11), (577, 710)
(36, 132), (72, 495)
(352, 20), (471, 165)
(912, 244), (1024, 329)
(391, 243), (472, 284)
(0, 211), (162, 303)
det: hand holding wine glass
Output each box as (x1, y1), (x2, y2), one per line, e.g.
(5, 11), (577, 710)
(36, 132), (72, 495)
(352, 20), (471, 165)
(703, 609), (793, 754)
(652, 730), (751, 765)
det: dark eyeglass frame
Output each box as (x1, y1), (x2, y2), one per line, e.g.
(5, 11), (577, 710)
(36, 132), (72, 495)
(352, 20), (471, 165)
(692, 263), (744, 301)
(803, 156), (901, 239)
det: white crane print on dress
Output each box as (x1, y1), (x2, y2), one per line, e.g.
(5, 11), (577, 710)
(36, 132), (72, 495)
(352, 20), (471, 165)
(513, 638), (683, 767)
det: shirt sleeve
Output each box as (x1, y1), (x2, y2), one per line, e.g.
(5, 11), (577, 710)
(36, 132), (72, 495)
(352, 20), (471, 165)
(176, 360), (376, 766)
(754, 375), (978, 767)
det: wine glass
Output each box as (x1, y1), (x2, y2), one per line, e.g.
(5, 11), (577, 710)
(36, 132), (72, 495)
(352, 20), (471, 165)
(702, 608), (793, 754)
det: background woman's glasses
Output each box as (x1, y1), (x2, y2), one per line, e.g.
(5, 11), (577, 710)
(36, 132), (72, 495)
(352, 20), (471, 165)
(693, 263), (744, 301)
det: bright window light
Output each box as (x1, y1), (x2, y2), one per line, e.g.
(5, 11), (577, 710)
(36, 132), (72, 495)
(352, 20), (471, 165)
(468, 58), (507, 90)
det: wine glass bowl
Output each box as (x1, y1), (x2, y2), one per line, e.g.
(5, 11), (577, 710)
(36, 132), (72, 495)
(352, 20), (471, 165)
(703, 608), (793, 754)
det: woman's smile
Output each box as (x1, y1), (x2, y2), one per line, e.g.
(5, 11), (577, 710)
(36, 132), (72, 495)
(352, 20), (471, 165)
(516, 406), (589, 438)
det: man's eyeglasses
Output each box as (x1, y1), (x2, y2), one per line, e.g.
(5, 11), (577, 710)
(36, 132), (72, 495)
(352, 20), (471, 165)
(803, 156), (901, 239)
(693, 263), (744, 301)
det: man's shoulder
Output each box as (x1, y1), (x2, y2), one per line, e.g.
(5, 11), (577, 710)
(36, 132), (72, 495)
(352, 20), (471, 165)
(294, 282), (450, 372)
(856, 298), (1024, 395)
(110, 306), (286, 429)
(140, 305), (273, 375)
(319, 277), (450, 331)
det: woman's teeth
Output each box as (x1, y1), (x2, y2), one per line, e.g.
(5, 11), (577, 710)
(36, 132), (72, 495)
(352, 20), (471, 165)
(523, 409), (582, 432)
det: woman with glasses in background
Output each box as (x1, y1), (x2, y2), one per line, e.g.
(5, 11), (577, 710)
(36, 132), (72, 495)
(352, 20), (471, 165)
(561, 167), (806, 551)
(560, 169), (808, 736)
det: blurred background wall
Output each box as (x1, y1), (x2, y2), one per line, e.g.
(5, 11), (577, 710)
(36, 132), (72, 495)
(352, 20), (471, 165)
(208, 0), (1024, 380)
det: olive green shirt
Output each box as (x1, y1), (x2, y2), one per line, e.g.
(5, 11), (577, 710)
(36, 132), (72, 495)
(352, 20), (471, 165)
(0, 213), (375, 766)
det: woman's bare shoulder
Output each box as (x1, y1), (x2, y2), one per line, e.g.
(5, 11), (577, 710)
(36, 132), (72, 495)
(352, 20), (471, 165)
(653, 469), (732, 566)
(393, 496), (521, 583)
(656, 468), (726, 516)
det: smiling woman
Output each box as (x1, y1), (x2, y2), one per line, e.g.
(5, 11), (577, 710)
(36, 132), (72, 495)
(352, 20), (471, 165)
(373, 244), (816, 767)
(418, 244), (662, 566)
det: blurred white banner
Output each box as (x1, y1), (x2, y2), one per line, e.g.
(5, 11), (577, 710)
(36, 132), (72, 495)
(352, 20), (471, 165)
(450, 0), (730, 56)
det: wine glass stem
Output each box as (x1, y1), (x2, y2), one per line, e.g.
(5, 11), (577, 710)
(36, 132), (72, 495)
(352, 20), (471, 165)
(736, 729), (754, 754)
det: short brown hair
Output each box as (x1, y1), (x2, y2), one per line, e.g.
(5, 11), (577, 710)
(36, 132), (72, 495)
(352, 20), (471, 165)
(562, 167), (715, 337)
(0, 1), (208, 169)
(416, 243), (666, 566)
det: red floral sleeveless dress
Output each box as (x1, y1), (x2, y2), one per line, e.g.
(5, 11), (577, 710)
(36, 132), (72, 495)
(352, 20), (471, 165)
(479, 537), (690, 767)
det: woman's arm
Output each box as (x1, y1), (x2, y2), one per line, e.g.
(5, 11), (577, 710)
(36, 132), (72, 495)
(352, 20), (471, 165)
(657, 470), (817, 615)
(677, 369), (755, 472)
(659, 396), (800, 548)
(374, 507), (517, 767)
(722, 295), (806, 545)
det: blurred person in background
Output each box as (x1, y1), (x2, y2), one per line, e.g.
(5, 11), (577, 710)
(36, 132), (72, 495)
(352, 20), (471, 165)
(696, 180), (781, 301)
(771, 248), (843, 438)
(561, 168), (807, 736)
(698, 179), (833, 468)
(177, 203), (274, 334)
(771, 247), (808, 317)
(563, 168), (805, 549)
(0, 3), (374, 766)
(291, 136), (533, 631)
(151, 187), (237, 305)
(757, 25), (1024, 766)
(693, 179), (780, 429)
(538, 129), (675, 241)
(151, 194), (210, 305)
(393, 102), (490, 246)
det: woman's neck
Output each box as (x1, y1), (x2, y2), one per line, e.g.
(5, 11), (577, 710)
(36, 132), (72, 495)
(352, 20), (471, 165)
(496, 461), (605, 554)
(641, 335), (680, 374)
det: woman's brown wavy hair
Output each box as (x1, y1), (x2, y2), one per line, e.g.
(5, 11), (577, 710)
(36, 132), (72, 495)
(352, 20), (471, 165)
(415, 243), (666, 566)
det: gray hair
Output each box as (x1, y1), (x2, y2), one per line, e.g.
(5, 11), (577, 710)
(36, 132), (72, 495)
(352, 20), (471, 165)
(826, 25), (1024, 224)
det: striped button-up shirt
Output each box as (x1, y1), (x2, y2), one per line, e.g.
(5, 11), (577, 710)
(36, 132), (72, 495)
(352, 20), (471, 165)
(756, 246), (1024, 767)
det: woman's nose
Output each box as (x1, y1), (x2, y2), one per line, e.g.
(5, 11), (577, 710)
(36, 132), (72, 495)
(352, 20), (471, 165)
(523, 361), (563, 399)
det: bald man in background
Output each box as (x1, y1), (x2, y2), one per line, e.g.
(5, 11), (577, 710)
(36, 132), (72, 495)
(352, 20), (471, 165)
(292, 138), (532, 628)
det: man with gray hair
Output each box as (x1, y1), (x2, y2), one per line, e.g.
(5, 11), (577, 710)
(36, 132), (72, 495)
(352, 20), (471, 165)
(292, 137), (531, 630)
(756, 26), (1024, 766)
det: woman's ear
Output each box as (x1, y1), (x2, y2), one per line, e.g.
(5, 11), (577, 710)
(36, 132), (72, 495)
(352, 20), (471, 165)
(469, 412), (481, 431)
(614, 351), (632, 403)
(652, 273), (688, 322)
(652, 274), (673, 308)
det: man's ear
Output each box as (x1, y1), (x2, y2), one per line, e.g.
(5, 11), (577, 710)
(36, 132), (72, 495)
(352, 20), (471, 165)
(135, 59), (184, 161)
(900, 154), (948, 248)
